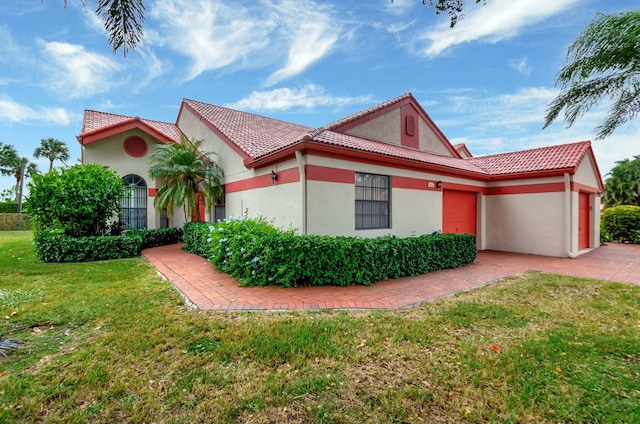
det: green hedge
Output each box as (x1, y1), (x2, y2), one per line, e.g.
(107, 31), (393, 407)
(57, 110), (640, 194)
(34, 233), (142, 263)
(183, 222), (214, 257)
(205, 216), (476, 287)
(34, 227), (183, 263)
(127, 227), (183, 249)
(0, 202), (18, 213)
(601, 205), (640, 243)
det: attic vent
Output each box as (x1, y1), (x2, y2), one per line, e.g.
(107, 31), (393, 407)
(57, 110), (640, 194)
(406, 115), (415, 136)
(123, 136), (148, 158)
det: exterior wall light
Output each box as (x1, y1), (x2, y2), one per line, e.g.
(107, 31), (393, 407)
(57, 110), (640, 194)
(436, 180), (442, 189)
(271, 170), (278, 183)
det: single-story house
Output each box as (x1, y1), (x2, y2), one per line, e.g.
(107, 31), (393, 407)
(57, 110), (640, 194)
(77, 93), (604, 258)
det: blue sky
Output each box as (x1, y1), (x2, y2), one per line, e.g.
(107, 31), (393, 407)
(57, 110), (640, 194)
(0, 0), (637, 194)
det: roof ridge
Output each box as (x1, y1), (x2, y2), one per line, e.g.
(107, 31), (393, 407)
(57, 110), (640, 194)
(469, 140), (591, 160)
(322, 93), (413, 131)
(183, 98), (309, 129)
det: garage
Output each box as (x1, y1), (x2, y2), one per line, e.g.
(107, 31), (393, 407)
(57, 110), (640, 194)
(443, 190), (477, 235)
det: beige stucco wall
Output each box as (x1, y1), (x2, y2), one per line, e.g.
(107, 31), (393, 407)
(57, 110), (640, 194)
(226, 181), (303, 232)
(345, 109), (401, 145)
(485, 191), (566, 257)
(573, 154), (602, 189)
(177, 109), (305, 229)
(418, 119), (454, 157)
(82, 129), (167, 229)
(343, 108), (455, 157)
(304, 155), (460, 238)
(177, 109), (252, 180)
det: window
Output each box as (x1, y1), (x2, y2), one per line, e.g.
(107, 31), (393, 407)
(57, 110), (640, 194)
(159, 209), (169, 229)
(214, 186), (226, 222)
(121, 174), (147, 230)
(355, 172), (390, 229)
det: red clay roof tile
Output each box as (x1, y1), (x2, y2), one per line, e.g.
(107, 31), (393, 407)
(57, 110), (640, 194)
(182, 99), (312, 158)
(81, 96), (594, 180)
(81, 110), (182, 142)
(467, 141), (591, 175)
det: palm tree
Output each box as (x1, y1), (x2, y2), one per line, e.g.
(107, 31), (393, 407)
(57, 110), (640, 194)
(149, 138), (223, 223)
(544, 11), (640, 139)
(33, 138), (70, 172)
(604, 155), (640, 208)
(0, 142), (38, 210)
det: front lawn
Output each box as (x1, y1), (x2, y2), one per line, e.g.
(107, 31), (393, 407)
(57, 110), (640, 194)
(1, 231), (639, 423)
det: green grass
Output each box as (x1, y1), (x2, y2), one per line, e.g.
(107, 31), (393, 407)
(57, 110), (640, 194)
(1, 231), (639, 423)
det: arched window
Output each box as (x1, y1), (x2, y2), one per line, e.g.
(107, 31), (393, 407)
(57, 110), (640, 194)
(121, 174), (147, 230)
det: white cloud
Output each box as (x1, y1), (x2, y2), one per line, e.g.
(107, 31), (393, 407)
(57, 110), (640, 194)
(37, 40), (123, 99)
(149, 0), (274, 81)
(0, 96), (75, 125)
(150, 0), (341, 85)
(416, 0), (580, 57)
(509, 57), (531, 76)
(225, 85), (373, 112)
(264, 0), (340, 86)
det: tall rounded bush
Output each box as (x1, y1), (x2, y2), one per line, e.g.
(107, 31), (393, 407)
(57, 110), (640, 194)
(601, 205), (640, 243)
(26, 164), (126, 237)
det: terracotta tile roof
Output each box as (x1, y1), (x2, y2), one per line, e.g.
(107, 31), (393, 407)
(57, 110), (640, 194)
(310, 129), (487, 173)
(81, 110), (182, 142)
(182, 98), (592, 178)
(183, 99), (312, 158)
(467, 141), (591, 175)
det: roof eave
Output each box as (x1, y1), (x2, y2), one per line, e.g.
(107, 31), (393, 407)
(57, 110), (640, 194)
(78, 118), (178, 145)
(244, 140), (489, 180)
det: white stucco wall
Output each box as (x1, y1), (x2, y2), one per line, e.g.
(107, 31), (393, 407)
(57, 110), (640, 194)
(485, 191), (566, 257)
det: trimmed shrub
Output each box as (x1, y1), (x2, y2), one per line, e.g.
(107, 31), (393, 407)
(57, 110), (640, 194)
(183, 222), (214, 256)
(25, 164), (125, 237)
(601, 205), (640, 243)
(127, 227), (183, 249)
(0, 202), (18, 213)
(204, 216), (476, 287)
(34, 232), (142, 263)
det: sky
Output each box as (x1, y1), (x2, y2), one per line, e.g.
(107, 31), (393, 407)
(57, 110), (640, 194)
(0, 0), (637, 195)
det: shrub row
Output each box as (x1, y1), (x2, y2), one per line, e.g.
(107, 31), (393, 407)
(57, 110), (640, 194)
(205, 216), (476, 287)
(0, 202), (18, 213)
(126, 227), (183, 249)
(34, 227), (183, 263)
(183, 222), (213, 257)
(601, 205), (640, 244)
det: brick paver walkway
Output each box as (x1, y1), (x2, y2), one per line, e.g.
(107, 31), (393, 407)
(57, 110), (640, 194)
(142, 243), (640, 311)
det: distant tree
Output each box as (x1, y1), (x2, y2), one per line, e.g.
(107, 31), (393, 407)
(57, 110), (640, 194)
(604, 155), (640, 208)
(0, 143), (38, 208)
(34, 137), (70, 172)
(544, 11), (640, 139)
(149, 138), (223, 223)
(0, 187), (16, 203)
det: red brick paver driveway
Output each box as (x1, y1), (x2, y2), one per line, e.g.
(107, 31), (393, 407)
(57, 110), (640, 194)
(142, 243), (640, 311)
